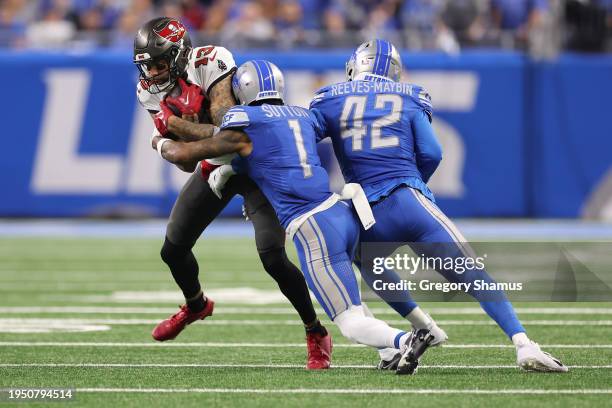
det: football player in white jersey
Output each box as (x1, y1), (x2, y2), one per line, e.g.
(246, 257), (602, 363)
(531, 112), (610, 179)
(133, 17), (332, 370)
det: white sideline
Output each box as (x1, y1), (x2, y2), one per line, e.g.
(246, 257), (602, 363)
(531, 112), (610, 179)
(2, 306), (612, 315)
(1, 363), (611, 369)
(1, 341), (611, 349)
(76, 388), (612, 395)
(1, 318), (612, 326)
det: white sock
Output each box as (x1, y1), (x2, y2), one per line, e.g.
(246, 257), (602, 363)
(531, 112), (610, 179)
(405, 306), (433, 329)
(334, 306), (406, 349)
(512, 332), (530, 347)
(361, 304), (398, 358)
(397, 332), (411, 350)
(361, 302), (375, 318)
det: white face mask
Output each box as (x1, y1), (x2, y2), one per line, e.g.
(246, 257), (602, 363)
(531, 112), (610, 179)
(145, 77), (175, 94)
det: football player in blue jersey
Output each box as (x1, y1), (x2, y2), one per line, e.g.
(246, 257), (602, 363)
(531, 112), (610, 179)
(309, 39), (568, 373)
(153, 59), (434, 375)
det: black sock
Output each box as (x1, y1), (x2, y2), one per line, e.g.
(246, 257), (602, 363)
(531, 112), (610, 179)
(259, 248), (318, 325)
(305, 320), (328, 336)
(186, 292), (207, 313)
(160, 237), (202, 305)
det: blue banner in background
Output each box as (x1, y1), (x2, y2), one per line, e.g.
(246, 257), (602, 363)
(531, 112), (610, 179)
(530, 55), (612, 218)
(1, 50), (611, 219)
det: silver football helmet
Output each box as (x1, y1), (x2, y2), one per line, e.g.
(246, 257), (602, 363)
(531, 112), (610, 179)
(346, 39), (402, 82)
(232, 60), (285, 105)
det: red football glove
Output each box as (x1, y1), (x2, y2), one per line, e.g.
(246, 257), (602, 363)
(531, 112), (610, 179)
(200, 160), (221, 181)
(153, 100), (175, 137)
(166, 78), (205, 116)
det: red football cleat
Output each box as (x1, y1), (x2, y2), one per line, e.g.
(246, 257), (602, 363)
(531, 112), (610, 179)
(306, 331), (332, 369)
(152, 299), (214, 341)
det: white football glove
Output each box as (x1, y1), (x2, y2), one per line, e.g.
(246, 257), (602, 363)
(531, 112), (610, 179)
(208, 164), (236, 199)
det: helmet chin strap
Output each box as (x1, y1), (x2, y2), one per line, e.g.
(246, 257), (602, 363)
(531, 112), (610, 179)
(147, 76), (175, 94)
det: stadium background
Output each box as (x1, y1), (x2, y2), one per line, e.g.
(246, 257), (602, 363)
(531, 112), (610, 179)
(1, 1), (612, 406)
(1, 0), (611, 220)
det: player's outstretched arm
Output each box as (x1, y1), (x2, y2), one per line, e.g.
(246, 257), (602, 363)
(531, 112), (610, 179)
(167, 116), (218, 141)
(155, 129), (251, 166)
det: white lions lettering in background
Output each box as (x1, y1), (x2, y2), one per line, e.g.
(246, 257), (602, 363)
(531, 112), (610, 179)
(31, 69), (471, 199)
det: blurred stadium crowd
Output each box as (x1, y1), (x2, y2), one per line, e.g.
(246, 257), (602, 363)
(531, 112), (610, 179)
(0, 0), (610, 53)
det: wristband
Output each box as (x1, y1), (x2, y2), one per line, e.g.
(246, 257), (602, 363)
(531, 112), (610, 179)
(150, 129), (162, 146)
(212, 126), (220, 137)
(157, 138), (170, 159)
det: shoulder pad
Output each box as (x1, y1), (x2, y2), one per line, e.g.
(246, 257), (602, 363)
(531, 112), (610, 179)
(221, 107), (250, 130)
(188, 45), (237, 94)
(412, 85), (433, 110)
(408, 85), (433, 121)
(309, 85), (332, 109)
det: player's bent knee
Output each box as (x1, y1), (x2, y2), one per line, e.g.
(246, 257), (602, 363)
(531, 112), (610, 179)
(333, 306), (366, 344)
(254, 232), (285, 256)
(258, 247), (290, 276)
(160, 237), (192, 266)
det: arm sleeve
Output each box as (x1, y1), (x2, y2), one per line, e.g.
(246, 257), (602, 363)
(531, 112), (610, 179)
(412, 110), (442, 183)
(309, 108), (328, 143)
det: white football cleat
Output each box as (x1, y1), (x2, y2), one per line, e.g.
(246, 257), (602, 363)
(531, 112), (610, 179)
(428, 321), (448, 347)
(516, 341), (568, 373)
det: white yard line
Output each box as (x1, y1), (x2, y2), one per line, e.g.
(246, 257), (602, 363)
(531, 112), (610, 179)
(75, 388), (612, 395)
(1, 341), (610, 349)
(2, 306), (612, 315)
(1, 363), (611, 369)
(1, 318), (612, 326)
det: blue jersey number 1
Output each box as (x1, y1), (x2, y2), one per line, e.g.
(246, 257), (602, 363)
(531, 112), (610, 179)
(288, 119), (313, 178)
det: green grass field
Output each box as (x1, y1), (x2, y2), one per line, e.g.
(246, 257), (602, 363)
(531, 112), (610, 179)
(1, 236), (611, 407)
